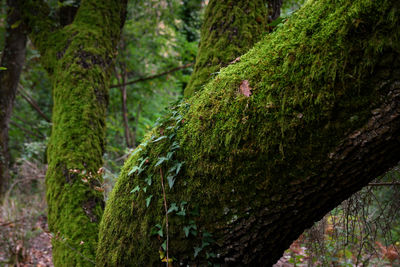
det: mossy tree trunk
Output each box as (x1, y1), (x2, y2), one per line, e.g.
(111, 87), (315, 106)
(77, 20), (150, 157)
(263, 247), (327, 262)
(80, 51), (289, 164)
(184, 0), (269, 98)
(0, 0), (27, 197)
(97, 0), (400, 265)
(16, 0), (127, 265)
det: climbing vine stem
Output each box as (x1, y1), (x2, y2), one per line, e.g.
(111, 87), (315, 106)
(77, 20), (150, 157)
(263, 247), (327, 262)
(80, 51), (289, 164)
(160, 167), (169, 266)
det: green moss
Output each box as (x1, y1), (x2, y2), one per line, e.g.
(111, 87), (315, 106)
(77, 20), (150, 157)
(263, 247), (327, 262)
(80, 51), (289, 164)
(184, 0), (269, 98)
(98, 0), (400, 265)
(19, 0), (127, 266)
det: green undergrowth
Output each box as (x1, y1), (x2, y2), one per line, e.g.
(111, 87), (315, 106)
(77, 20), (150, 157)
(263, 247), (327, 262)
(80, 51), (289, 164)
(98, 0), (400, 265)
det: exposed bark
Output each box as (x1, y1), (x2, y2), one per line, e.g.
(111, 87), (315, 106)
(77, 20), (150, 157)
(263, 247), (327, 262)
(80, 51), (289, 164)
(184, 0), (269, 97)
(97, 0), (400, 266)
(268, 0), (283, 22)
(0, 0), (27, 196)
(17, 0), (127, 265)
(59, 0), (80, 26)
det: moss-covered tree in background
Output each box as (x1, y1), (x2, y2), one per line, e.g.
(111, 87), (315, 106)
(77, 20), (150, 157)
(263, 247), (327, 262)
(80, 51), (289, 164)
(0, 0), (27, 197)
(184, 0), (269, 97)
(16, 0), (127, 265)
(97, 0), (400, 265)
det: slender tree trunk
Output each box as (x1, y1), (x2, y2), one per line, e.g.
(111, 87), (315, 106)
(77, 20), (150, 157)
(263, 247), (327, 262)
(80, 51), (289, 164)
(0, 0), (27, 197)
(17, 0), (127, 265)
(131, 103), (141, 149)
(117, 62), (134, 148)
(97, 0), (400, 266)
(184, 0), (269, 97)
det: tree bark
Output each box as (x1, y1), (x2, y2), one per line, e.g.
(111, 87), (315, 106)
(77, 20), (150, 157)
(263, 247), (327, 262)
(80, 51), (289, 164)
(0, 0), (27, 197)
(17, 0), (127, 265)
(184, 0), (269, 98)
(97, 0), (400, 266)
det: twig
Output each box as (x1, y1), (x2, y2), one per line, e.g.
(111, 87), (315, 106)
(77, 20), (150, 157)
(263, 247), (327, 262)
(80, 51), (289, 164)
(9, 120), (44, 139)
(110, 62), (194, 88)
(160, 168), (169, 266)
(0, 216), (29, 227)
(18, 84), (51, 122)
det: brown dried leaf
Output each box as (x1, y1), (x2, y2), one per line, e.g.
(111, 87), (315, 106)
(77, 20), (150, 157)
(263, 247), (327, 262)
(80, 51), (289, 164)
(94, 186), (104, 192)
(239, 80), (252, 97)
(230, 56), (241, 64)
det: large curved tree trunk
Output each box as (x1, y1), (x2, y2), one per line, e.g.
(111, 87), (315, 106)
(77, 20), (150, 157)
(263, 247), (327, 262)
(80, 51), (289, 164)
(17, 0), (127, 265)
(97, 0), (400, 266)
(0, 0), (27, 197)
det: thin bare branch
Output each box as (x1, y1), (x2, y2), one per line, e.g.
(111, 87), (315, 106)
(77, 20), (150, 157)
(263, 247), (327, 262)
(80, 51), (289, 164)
(110, 62), (194, 88)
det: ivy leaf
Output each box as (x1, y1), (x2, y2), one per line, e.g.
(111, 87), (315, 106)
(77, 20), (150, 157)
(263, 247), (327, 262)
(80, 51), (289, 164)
(167, 203), (178, 214)
(143, 187), (147, 193)
(161, 240), (167, 251)
(152, 136), (167, 143)
(146, 195), (153, 207)
(194, 246), (202, 258)
(167, 175), (175, 189)
(170, 141), (180, 150)
(168, 133), (176, 139)
(131, 147), (142, 156)
(267, 16), (287, 27)
(130, 186), (140, 194)
(142, 140), (149, 147)
(206, 252), (217, 259)
(202, 241), (210, 248)
(166, 151), (174, 160)
(11, 20), (22, 29)
(128, 166), (140, 176)
(157, 228), (163, 237)
(144, 175), (152, 186)
(176, 209), (186, 216)
(183, 226), (190, 237)
(174, 115), (183, 122)
(151, 224), (162, 236)
(155, 157), (168, 167)
(0, 66), (7, 71)
(139, 157), (148, 168)
(175, 162), (184, 175)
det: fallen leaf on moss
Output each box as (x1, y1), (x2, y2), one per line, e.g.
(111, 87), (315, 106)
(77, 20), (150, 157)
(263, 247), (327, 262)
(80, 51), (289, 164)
(239, 80), (252, 97)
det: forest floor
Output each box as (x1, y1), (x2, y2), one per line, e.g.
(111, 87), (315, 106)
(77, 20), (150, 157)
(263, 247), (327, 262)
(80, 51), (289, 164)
(0, 208), (53, 267)
(0, 160), (53, 266)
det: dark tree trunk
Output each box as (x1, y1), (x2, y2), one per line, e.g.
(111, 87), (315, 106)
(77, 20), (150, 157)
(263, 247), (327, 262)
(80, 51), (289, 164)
(0, 0), (27, 196)
(97, 0), (400, 266)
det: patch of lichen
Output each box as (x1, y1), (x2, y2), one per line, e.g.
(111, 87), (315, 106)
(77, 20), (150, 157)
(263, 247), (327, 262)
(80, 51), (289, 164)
(184, 0), (269, 98)
(97, 0), (400, 265)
